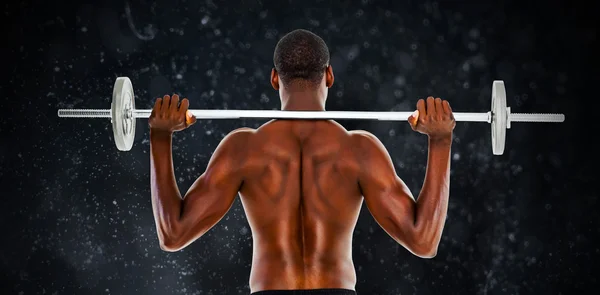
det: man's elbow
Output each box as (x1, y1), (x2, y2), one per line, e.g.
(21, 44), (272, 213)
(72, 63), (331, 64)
(407, 241), (439, 259)
(158, 235), (184, 252)
(407, 228), (441, 258)
(159, 242), (181, 252)
(414, 247), (438, 259)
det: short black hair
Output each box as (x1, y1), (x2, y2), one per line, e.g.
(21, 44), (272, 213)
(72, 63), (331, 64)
(273, 29), (330, 86)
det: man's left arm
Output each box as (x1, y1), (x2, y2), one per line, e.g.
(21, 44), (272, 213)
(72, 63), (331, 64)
(148, 94), (251, 252)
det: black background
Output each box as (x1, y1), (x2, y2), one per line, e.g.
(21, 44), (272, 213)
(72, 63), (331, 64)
(1, 0), (598, 294)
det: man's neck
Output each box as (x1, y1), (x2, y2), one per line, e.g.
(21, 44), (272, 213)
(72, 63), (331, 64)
(280, 88), (326, 111)
(281, 99), (325, 111)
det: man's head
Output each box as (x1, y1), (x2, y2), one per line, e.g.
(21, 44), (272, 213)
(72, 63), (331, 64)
(271, 29), (334, 97)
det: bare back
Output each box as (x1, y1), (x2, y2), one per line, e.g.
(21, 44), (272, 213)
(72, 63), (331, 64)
(151, 98), (451, 293)
(238, 120), (363, 292)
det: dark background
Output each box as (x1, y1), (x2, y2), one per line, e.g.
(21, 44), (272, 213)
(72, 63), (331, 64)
(1, 0), (598, 294)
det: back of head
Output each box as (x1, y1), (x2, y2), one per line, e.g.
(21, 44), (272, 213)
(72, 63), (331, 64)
(273, 29), (330, 87)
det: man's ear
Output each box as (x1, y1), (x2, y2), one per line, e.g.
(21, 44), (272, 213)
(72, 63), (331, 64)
(325, 65), (334, 88)
(271, 68), (279, 90)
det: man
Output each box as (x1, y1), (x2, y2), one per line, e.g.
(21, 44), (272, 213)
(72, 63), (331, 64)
(148, 29), (455, 295)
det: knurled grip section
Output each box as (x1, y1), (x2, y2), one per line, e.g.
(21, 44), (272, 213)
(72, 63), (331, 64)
(57, 109), (111, 118)
(510, 113), (565, 123)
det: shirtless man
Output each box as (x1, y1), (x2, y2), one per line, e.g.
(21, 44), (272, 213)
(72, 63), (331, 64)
(148, 29), (455, 295)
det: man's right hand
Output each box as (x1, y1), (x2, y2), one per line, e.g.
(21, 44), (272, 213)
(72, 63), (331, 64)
(408, 97), (456, 139)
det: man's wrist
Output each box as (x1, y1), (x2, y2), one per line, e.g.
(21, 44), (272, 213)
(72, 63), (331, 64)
(428, 133), (453, 146)
(150, 128), (173, 140)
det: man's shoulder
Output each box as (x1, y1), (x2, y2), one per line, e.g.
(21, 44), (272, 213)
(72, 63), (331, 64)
(229, 127), (256, 136)
(347, 130), (389, 160)
(210, 128), (256, 167)
(221, 127), (255, 146)
(348, 129), (381, 146)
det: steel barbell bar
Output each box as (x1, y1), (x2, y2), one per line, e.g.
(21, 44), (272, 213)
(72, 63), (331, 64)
(57, 77), (565, 154)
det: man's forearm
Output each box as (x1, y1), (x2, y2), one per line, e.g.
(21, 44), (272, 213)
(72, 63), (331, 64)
(150, 130), (184, 242)
(413, 135), (452, 250)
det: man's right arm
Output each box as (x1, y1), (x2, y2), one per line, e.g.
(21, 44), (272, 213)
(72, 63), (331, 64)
(352, 97), (454, 258)
(353, 131), (451, 258)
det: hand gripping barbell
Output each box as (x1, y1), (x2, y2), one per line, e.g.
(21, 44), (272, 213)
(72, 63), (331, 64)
(57, 77), (565, 155)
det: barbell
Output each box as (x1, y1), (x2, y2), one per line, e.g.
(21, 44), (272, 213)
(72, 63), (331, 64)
(57, 77), (565, 155)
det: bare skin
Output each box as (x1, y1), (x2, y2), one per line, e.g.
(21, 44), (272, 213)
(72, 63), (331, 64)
(148, 65), (455, 293)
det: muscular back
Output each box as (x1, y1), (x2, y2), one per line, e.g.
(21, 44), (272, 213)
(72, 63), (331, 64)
(155, 114), (445, 292)
(238, 120), (363, 291)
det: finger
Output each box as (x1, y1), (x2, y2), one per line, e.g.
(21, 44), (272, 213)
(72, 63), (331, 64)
(445, 100), (455, 120)
(435, 98), (443, 117)
(186, 111), (197, 126)
(416, 99), (426, 117)
(408, 110), (419, 129)
(179, 98), (190, 116)
(162, 95), (170, 113)
(426, 96), (435, 116)
(153, 97), (163, 114)
(442, 100), (451, 114)
(446, 100), (453, 112)
(169, 94), (180, 113)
